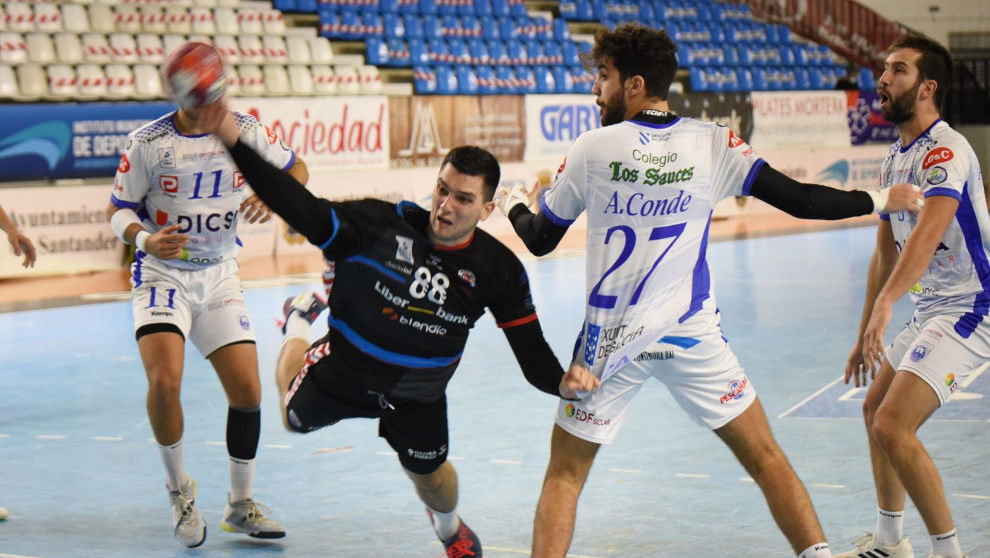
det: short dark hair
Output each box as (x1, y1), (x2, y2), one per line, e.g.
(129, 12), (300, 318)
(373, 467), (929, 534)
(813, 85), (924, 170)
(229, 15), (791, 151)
(888, 35), (953, 112)
(440, 146), (501, 201)
(586, 24), (678, 100)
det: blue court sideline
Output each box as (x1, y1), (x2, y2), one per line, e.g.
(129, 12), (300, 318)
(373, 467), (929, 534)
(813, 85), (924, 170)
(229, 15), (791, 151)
(0, 225), (987, 557)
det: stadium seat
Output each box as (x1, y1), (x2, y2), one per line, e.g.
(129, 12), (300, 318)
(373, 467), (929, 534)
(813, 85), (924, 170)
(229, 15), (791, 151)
(263, 11), (286, 35)
(552, 65), (573, 93)
(135, 34), (164, 64)
(109, 33), (139, 64)
(133, 63), (164, 99)
(357, 64), (381, 93)
(435, 65), (457, 94)
(105, 63), (136, 99)
(213, 7), (240, 35)
(237, 64), (265, 95)
(455, 65), (477, 94)
(475, 65), (496, 94)
(61, 5), (91, 34)
(366, 37), (389, 65)
(47, 64), (76, 100)
(0, 64), (20, 99)
(494, 65), (514, 94)
(165, 7), (192, 35)
(334, 64), (360, 94)
(141, 6), (168, 34)
(310, 37), (334, 64)
(286, 35), (312, 64)
(213, 34), (240, 64)
(76, 63), (108, 100)
(162, 34), (187, 58)
(533, 65), (555, 93)
(311, 64), (336, 94)
(238, 35), (265, 63)
(7, 4), (36, 34)
(116, 5), (143, 34)
(238, 9), (265, 35)
(35, 4), (63, 33)
(223, 65), (240, 97)
(262, 63), (290, 95)
(89, 4), (117, 34)
(262, 35), (288, 63)
(190, 7), (216, 35)
(54, 33), (84, 65)
(467, 39), (488, 65)
(287, 64), (314, 95)
(16, 63), (47, 101)
(26, 33), (56, 65)
(82, 33), (112, 63)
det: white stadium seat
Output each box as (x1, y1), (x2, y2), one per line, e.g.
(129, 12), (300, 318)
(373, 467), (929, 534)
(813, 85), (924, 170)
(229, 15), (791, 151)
(287, 65), (313, 95)
(0, 64), (19, 98)
(334, 64), (359, 95)
(115, 5), (142, 34)
(88, 4), (117, 34)
(310, 64), (335, 95)
(309, 37), (333, 64)
(25, 33), (56, 65)
(358, 65), (382, 94)
(224, 64), (240, 96)
(35, 4), (63, 33)
(213, 7), (239, 35)
(237, 35), (264, 64)
(162, 34), (187, 58)
(105, 63), (136, 99)
(54, 33), (84, 65)
(236, 64), (264, 96)
(285, 35), (311, 65)
(0, 33), (28, 65)
(262, 63), (289, 96)
(47, 64), (77, 100)
(261, 35), (287, 63)
(16, 63), (47, 101)
(133, 63), (164, 99)
(190, 7), (216, 36)
(140, 6), (168, 35)
(7, 5), (35, 34)
(61, 5), (91, 34)
(81, 33), (112, 63)
(213, 34), (239, 64)
(238, 9), (264, 35)
(165, 7), (191, 35)
(109, 33), (139, 64)
(136, 33), (165, 64)
(262, 11), (285, 35)
(76, 63), (108, 100)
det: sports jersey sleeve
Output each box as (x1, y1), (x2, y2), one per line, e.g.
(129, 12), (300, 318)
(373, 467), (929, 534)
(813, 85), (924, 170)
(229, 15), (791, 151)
(110, 134), (151, 210)
(539, 137), (590, 226)
(916, 138), (970, 201)
(236, 114), (296, 171)
(710, 126), (765, 201)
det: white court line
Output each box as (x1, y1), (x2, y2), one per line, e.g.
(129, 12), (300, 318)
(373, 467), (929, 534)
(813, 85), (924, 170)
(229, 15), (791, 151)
(110, 355), (137, 362)
(953, 493), (990, 500)
(312, 446), (353, 455)
(377, 451), (397, 456)
(0, 553), (44, 558)
(0, 434), (9, 438)
(263, 443), (293, 449)
(609, 468), (641, 473)
(810, 482), (846, 489)
(447, 455), (465, 461)
(675, 473), (709, 479)
(778, 376), (844, 418)
(35, 435), (65, 440)
(92, 436), (123, 442)
(960, 361), (989, 389)
(490, 459), (521, 465)
(205, 440), (225, 446)
(739, 477), (755, 483)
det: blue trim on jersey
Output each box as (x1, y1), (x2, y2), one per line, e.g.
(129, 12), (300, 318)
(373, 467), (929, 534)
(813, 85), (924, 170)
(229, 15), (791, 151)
(659, 335), (700, 349)
(345, 254), (405, 283)
(879, 213), (891, 221)
(679, 212), (713, 324)
(953, 182), (990, 338)
(111, 195), (139, 210)
(235, 237), (243, 247)
(132, 250), (146, 287)
(169, 114), (210, 138)
(282, 151), (296, 171)
(538, 195), (575, 226)
(319, 207), (340, 250)
(899, 118), (942, 153)
(925, 187), (961, 201)
(630, 116), (681, 129)
(327, 314), (463, 368)
(136, 206), (150, 222)
(740, 158), (766, 196)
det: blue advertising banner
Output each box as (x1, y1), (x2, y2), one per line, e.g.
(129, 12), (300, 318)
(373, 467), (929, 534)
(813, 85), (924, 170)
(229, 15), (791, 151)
(0, 102), (176, 182)
(847, 90), (897, 145)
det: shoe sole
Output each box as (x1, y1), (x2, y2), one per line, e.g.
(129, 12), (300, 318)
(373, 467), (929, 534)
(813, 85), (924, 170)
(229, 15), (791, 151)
(179, 524), (207, 548)
(220, 522), (286, 539)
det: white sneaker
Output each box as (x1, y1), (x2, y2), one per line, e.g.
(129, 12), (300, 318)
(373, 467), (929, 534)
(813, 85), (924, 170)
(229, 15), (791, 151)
(168, 477), (207, 548)
(834, 533), (913, 558)
(221, 494), (286, 539)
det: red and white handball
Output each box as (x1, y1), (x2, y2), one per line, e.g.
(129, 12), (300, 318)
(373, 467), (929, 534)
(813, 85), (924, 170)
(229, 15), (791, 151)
(163, 41), (227, 110)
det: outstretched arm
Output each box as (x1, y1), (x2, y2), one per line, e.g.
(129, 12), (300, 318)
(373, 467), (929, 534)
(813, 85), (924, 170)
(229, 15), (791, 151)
(750, 164), (923, 219)
(496, 183), (568, 256)
(200, 102), (335, 247)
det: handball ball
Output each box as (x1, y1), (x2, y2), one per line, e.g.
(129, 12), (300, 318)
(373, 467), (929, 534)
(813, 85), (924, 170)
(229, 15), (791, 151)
(163, 42), (227, 110)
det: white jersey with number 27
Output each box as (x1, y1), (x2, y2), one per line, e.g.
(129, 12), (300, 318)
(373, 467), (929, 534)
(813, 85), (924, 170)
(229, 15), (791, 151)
(540, 114), (764, 382)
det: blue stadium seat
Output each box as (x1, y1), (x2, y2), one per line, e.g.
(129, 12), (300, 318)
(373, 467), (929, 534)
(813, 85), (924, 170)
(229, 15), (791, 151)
(570, 65), (594, 93)
(534, 65), (555, 93)
(499, 17), (518, 40)
(363, 12), (384, 36)
(422, 15), (441, 37)
(525, 40), (545, 65)
(436, 65), (458, 94)
(468, 38), (489, 64)
(273, 0), (297, 13)
(296, 0), (317, 13)
(384, 14), (405, 38)
(366, 37), (389, 65)
(795, 67), (810, 90)
(460, 16), (483, 38)
(428, 38), (451, 64)
(409, 38), (429, 65)
(419, 0), (437, 14)
(414, 65), (437, 93)
(448, 38), (470, 64)
(386, 38), (411, 66)
(574, 0), (594, 21)
(401, 14), (422, 38)
(481, 16), (500, 39)
(508, 0), (528, 17)
(737, 68), (753, 90)
(723, 44), (738, 65)
(495, 66), (516, 94)
(319, 10), (340, 38)
(516, 66), (537, 93)
(456, 65), (479, 93)
(559, 1), (577, 20)
(858, 67), (875, 90)
(441, 15), (460, 36)
(553, 18), (571, 40)
(543, 40), (563, 65)
(474, 0), (493, 17)
(552, 65), (574, 93)
(506, 40), (528, 65)
(437, 0), (457, 15)
(399, 0), (419, 14)
(476, 65), (497, 94)
(380, 0), (399, 13)
(561, 40), (580, 65)
(488, 39), (510, 64)
(339, 11), (362, 40)
(752, 68), (769, 90)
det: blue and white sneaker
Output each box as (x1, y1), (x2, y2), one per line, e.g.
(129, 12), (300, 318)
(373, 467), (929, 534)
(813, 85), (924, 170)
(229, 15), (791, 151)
(278, 290), (327, 334)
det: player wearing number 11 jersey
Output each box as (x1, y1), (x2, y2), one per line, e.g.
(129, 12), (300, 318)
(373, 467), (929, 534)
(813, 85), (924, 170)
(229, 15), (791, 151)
(497, 24), (923, 558)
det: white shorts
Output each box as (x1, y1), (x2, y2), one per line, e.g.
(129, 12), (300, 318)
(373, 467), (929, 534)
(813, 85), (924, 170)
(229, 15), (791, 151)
(556, 302), (756, 444)
(130, 256), (255, 357)
(886, 312), (990, 405)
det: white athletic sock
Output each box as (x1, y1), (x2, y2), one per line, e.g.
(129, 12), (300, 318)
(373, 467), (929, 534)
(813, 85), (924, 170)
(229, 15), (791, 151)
(229, 456), (255, 503)
(875, 508), (905, 546)
(282, 312), (312, 344)
(428, 507), (460, 540)
(930, 528), (963, 558)
(797, 542), (831, 558)
(158, 439), (188, 492)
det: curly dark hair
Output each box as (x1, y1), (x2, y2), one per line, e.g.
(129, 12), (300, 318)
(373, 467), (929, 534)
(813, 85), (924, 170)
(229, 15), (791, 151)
(585, 24), (679, 100)
(441, 146), (501, 201)
(887, 35), (953, 112)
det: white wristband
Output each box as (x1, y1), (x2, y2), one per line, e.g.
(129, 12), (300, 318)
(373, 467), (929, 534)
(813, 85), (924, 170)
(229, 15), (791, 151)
(134, 230), (150, 252)
(866, 189), (889, 214)
(109, 208), (142, 242)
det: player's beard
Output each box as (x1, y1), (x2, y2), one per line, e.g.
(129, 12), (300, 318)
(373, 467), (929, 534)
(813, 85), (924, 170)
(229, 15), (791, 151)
(881, 78), (921, 124)
(600, 89), (627, 126)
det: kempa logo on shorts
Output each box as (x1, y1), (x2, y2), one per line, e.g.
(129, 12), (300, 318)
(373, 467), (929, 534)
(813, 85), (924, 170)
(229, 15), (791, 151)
(910, 341), (933, 362)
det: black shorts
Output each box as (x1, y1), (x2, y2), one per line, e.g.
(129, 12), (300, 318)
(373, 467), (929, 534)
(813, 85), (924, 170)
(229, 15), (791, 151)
(284, 336), (450, 475)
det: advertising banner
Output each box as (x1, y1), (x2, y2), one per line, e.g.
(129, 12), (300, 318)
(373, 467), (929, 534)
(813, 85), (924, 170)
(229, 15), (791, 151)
(0, 185), (122, 277)
(389, 96), (525, 168)
(228, 96), (389, 170)
(0, 102), (176, 182)
(524, 95), (601, 161)
(749, 91), (851, 150)
(846, 90), (898, 145)
(669, 91), (755, 143)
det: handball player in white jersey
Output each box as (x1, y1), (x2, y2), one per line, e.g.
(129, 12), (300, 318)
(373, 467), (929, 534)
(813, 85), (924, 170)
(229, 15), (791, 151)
(497, 24), (923, 558)
(834, 36), (987, 558)
(105, 42), (308, 548)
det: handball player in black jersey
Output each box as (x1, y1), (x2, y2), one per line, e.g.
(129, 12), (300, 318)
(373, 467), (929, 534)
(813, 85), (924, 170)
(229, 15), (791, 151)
(199, 102), (600, 557)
